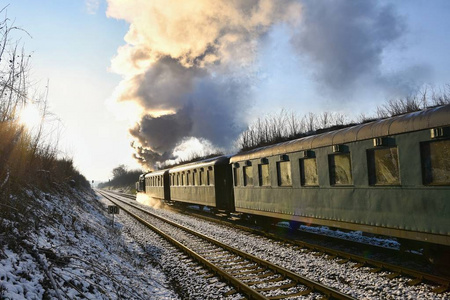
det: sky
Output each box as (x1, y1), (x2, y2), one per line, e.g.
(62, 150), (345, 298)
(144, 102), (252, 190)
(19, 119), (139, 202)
(6, 0), (450, 182)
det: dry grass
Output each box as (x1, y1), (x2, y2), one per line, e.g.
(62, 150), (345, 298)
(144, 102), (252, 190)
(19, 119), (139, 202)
(0, 8), (89, 222)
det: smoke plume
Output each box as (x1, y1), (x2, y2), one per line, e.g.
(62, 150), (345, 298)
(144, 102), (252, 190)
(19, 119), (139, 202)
(106, 0), (301, 169)
(107, 0), (413, 169)
(291, 1), (406, 94)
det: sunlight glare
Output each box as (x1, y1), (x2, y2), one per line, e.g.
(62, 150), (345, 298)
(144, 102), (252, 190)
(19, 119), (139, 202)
(19, 104), (41, 129)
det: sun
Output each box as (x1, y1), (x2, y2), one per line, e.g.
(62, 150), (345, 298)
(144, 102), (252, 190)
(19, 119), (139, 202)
(19, 103), (42, 129)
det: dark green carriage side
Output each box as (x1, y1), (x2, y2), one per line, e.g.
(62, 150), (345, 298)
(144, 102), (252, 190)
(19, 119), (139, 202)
(144, 170), (170, 200)
(169, 156), (234, 211)
(230, 105), (450, 246)
(214, 158), (235, 212)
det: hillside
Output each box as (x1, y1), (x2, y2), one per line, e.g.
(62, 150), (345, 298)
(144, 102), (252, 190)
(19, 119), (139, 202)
(0, 186), (177, 299)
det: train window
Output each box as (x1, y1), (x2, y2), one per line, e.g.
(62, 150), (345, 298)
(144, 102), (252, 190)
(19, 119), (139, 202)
(186, 172), (190, 185)
(199, 170), (203, 185)
(277, 161), (292, 186)
(421, 139), (450, 185)
(207, 169), (214, 186)
(329, 153), (353, 185)
(243, 166), (253, 186)
(233, 167), (240, 186)
(181, 173), (185, 186)
(258, 164), (270, 186)
(192, 172), (197, 186)
(300, 158), (318, 186)
(367, 147), (400, 185)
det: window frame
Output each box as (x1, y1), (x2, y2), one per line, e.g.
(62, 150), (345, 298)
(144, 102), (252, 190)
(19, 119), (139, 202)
(277, 160), (292, 187)
(207, 167), (214, 186)
(243, 165), (254, 187)
(199, 169), (204, 185)
(420, 139), (450, 186)
(300, 157), (319, 187)
(367, 146), (401, 186)
(258, 163), (270, 187)
(329, 152), (353, 186)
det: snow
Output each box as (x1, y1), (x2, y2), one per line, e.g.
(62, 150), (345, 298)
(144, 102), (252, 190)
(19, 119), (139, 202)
(0, 188), (178, 299)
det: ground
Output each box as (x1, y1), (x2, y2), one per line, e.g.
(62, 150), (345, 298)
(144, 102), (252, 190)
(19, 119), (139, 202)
(0, 187), (178, 299)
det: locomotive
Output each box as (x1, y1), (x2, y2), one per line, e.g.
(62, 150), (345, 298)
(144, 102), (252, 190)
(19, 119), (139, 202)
(137, 105), (450, 257)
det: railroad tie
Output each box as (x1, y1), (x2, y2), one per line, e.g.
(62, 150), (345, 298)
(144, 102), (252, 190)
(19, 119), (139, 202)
(267, 288), (312, 299)
(407, 278), (422, 286)
(254, 281), (296, 292)
(432, 285), (449, 294)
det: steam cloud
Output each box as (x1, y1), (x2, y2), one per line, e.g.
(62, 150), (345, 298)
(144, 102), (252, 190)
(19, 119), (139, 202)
(106, 0), (301, 169)
(292, 1), (406, 94)
(107, 0), (409, 169)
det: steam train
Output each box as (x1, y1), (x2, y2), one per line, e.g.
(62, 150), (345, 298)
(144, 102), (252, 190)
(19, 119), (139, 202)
(136, 105), (450, 258)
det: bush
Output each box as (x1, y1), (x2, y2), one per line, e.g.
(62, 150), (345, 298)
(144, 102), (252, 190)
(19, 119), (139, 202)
(0, 8), (90, 217)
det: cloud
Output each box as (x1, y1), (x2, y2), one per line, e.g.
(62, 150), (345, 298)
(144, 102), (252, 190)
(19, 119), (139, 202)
(106, 0), (426, 169)
(107, 0), (301, 68)
(291, 0), (406, 94)
(85, 0), (100, 15)
(106, 0), (301, 168)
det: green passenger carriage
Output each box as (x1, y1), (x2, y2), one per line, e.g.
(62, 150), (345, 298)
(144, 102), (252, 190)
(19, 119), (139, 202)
(144, 169), (170, 200)
(168, 156), (234, 212)
(230, 105), (450, 247)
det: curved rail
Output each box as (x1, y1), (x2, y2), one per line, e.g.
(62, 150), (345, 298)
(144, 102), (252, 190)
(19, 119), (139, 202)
(177, 203), (450, 294)
(104, 190), (450, 294)
(98, 190), (354, 300)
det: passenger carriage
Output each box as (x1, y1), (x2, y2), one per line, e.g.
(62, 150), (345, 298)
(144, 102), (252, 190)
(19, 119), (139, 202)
(230, 105), (450, 248)
(144, 169), (170, 200)
(168, 156), (234, 212)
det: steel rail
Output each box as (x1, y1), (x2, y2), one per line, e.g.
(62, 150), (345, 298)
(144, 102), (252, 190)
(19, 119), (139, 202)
(99, 190), (355, 300)
(105, 189), (450, 293)
(175, 203), (450, 294)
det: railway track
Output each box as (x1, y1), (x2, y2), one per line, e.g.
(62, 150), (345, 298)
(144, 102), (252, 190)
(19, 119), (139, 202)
(101, 190), (450, 297)
(171, 206), (450, 294)
(98, 190), (354, 299)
